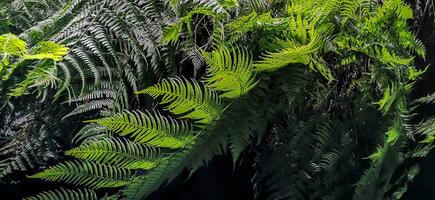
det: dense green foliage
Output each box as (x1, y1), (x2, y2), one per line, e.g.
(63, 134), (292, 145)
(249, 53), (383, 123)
(1, 0), (435, 199)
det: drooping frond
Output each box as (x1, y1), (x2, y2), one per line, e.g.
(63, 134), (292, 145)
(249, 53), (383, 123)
(65, 137), (162, 170)
(24, 188), (98, 200)
(29, 160), (132, 189)
(88, 110), (193, 148)
(202, 45), (258, 98)
(137, 77), (223, 125)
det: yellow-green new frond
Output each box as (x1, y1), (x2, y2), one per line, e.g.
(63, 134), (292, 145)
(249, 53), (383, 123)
(88, 110), (193, 148)
(202, 46), (258, 98)
(24, 41), (69, 61)
(0, 33), (27, 56)
(65, 138), (162, 170)
(24, 188), (98, 200)
(137, 77), (223, 125)
(29, 160), (131, 189)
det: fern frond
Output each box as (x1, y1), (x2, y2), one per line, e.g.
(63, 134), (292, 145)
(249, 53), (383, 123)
(24, 188), (98, 200)
(88, 110), (193, 148)
(253, 14), (326, 74)
(29, 160), (132, 189)
(137, 77), (223, 125)
(202, 46), (258, 98)
(66, 137), (162, 170)
(0, 33), (27, 56)
(23, 41), (69, 61)
(73, 123), (109, 144)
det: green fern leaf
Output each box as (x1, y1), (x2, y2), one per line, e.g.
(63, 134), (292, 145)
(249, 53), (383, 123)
(23, 41), (69, 61)
(202, 46), (258, 98)
(0, 33), (27, 56)
(24, 188), (98, 200)
(65, 137), (162, 170)
(137, 77), (223, 125)
(87, 110), (193, 148)
(254, 28), (321, 71)
(29, 160), (131, 189)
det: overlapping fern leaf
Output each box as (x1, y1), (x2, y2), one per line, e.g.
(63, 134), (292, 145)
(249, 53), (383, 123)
(137, 78), (223, 125)
(65, 137), (162, 170)
(202, 46), (258, 98)
(24, 188), (98, 200)
(29, 160), (132, 188)
(88, 110), (193, 148)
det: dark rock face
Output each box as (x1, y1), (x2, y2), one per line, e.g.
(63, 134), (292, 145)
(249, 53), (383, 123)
(0, 96), (75, 181)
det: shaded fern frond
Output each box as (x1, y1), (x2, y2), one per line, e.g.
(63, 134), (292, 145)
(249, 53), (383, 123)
(72, 123), (109, 145)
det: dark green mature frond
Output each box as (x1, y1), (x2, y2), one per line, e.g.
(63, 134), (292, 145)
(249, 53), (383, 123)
(88, 110), (193, 148)
(24, 188), (98, 200)
(137, 77), (223, 125)
(29, 160), (132, 189)
(65, 137), (162, 170)
(202, 46), (258, 98)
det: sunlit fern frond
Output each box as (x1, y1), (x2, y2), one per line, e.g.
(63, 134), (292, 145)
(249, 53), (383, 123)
(0, 33), (27, 56)
(29, 160), (132, 189)
(23, 41), (69, 61)
(65, 137), (162, 170)
(88, 110), (193, 149)
(24, 188), (98, 200)
(137, 77), (223, 125)
(202, 45), (258, 99)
